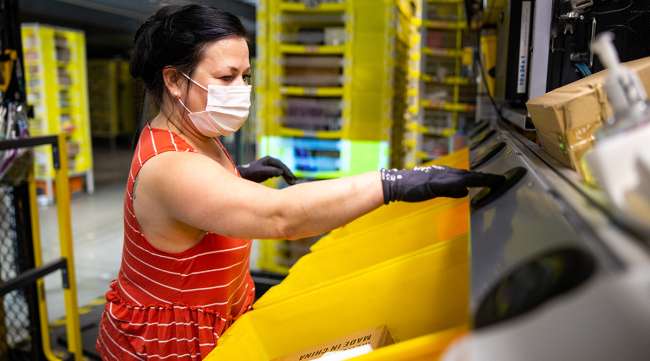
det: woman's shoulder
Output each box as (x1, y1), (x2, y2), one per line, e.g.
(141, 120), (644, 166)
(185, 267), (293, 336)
(139, 125), (195, 155)
(133, 125), (235, 203)
(132, 125), (207, 186)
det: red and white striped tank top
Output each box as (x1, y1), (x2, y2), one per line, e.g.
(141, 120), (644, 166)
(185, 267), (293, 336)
(96, 125), (255, 360)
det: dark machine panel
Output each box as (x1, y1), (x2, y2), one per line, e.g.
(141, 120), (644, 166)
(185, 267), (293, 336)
(547, 0), (650, 91)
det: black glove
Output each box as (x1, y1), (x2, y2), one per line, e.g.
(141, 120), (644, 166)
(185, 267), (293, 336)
(381, 165), (505, 204)
(237, 156), (297, 185)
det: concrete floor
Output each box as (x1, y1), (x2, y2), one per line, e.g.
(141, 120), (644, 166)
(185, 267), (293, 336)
(41, 147), (131, 321)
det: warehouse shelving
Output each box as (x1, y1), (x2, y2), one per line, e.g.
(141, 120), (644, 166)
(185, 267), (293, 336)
(403, 0), (423, 168)
(421, 99), (475, 112)
(421, 74), (470, 85)
(422, 46), (464, 58)
(424, 19), (467, 30)
(21, 24), (93, 205)
(279, 44), (345, 54)
(406, 121), (456, 137)
(278, 1), (347, 11)
(259, 0), (404, 175)
(280, 86), (344, 96)
(87, 59), (137, 149)
(389, 0), (421, 169)
(427, 0), (463, 4)
(404, 0), (477, 166)
(256, 0), (415, 273)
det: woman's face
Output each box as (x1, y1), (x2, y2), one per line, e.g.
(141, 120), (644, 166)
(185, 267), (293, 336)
(175, 36), (251, 113)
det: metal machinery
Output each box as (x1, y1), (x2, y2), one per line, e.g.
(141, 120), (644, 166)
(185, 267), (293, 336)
(464, 110), (650, 361)
(459, 0), (650, 359)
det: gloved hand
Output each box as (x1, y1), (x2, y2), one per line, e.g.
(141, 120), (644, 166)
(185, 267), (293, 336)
(381, 165), (505, 204)
(237, 156), (297, 185)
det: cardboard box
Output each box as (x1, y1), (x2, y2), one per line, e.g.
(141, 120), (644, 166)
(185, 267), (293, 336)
(526, 57), (650, 178)
(273, 326), (393, 361)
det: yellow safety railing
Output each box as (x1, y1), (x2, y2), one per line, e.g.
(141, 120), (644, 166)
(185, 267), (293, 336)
(1, 134), (82, 361)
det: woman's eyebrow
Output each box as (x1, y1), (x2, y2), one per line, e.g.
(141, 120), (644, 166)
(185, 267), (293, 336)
(224, 66), (250, 73)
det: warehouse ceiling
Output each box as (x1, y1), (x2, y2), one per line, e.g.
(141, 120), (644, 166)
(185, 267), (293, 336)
(19, 0), (256, 57)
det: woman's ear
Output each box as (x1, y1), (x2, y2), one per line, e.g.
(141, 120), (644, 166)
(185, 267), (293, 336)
(162, 67), (184, 99)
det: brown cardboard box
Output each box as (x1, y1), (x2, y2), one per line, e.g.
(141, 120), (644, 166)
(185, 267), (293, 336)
(526, 57), (650, 178)
(272, 326), (393, 361)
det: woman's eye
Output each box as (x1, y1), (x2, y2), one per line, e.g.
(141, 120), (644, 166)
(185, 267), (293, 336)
(243, 74), (252, 84)
(219, 76), (234, 81)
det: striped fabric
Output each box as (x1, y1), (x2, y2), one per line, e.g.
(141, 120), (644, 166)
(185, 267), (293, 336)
(96, 125), (255, 360)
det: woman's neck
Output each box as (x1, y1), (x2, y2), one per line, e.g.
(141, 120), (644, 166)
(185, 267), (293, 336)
(150, 107), (213, 151)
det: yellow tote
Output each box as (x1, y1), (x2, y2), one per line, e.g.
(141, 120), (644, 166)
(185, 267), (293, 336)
(205, 238), (469, 361)
(348, 326), (468, 361)
(256, 199), (468, 308)
(312, 148), (469, 251)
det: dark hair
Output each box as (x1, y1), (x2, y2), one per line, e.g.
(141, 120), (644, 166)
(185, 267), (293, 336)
(130, 5), (247, 105)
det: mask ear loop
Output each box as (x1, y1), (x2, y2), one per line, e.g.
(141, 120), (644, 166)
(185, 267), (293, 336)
(176, 96), (192, 113)
(180, 72), (208, 92)
(176, 95), (210, 139)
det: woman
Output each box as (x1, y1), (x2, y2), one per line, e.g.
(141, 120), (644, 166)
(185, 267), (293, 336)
(96, 4), (501, 360)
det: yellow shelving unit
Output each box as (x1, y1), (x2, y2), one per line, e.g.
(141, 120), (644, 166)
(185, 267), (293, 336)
(389, 0), (421, 169)
(87, 59), (137, 148)
(259, 0), (404, 174)
(280, 86), (344, 96)
(424, 19), (467, 30)
(421, 100), (475, 112)
(421, 75), (470, 85)
(404, 0), (477, 166)
(422, 46), (464, 57)
(21, 23), (93, 204)
(278, 1), (347, 11)
(404, 1), (424, 168)
(427, 0), (462, 4)
(279, 43), (346, 54)
(255, 0), (417, 273)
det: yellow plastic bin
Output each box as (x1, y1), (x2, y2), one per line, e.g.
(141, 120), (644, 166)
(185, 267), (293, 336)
(205, 238), (469, 361)
(311, 148), (469, 251)
(256, 199), (468, 308)
(312, 197), (467, 253)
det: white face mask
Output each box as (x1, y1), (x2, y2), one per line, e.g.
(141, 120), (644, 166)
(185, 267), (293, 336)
(178, 72), (251, 137)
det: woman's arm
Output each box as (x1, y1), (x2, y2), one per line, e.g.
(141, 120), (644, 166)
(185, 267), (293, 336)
(274, 172), (383, 239)
(138, 151), (503, 241)
(137, 151), (383, 240)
